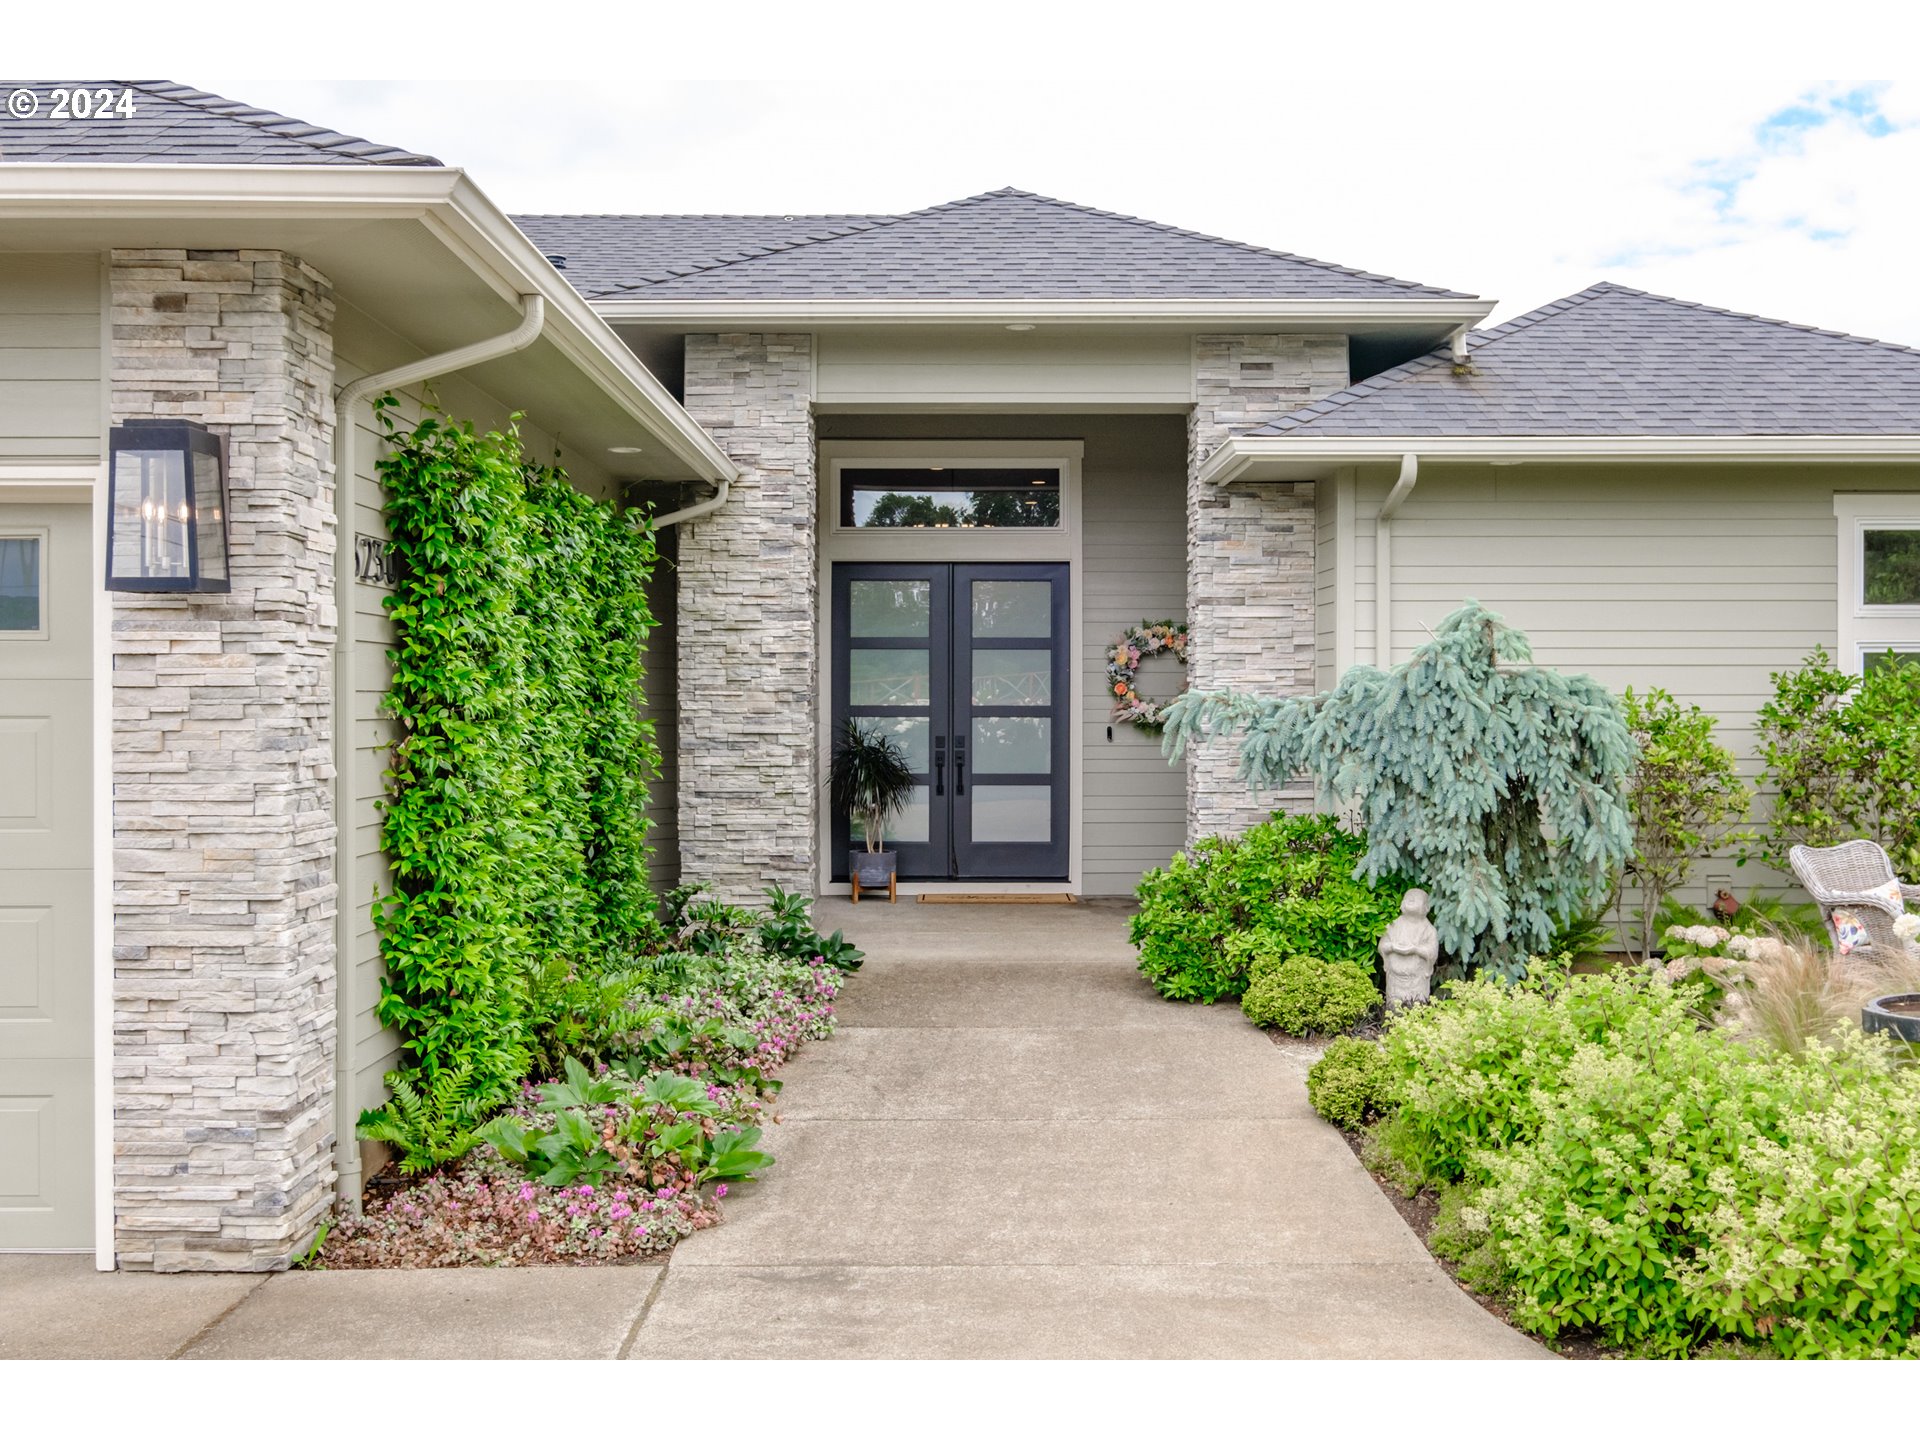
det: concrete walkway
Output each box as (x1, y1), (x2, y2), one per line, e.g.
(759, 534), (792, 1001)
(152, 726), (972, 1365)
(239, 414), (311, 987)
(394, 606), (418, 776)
(630, 898), (1544, 1359)
(0, 900), (1546, 1360)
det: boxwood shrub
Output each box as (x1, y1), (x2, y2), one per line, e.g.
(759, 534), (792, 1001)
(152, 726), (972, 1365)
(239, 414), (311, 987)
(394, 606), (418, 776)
(1240, 950), (1379, 1035)
(1307, 1036), (1389, 1130)
(1131, 814), (1403, 1003)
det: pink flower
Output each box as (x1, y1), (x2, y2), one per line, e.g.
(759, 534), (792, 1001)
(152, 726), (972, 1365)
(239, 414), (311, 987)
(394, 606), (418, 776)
(715, 1184), (729, 1198)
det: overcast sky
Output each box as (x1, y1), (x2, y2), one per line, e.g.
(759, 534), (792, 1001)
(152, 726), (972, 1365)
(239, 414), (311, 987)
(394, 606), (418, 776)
(29, 2), (1920, 343)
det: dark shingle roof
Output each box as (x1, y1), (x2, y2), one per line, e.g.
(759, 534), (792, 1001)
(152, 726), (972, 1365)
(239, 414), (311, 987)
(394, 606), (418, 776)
(513, 213), (889, 298)
(1251, 283), (1920, 437)
(0, 80), (440, 166)
(514, 188), (1471, 301)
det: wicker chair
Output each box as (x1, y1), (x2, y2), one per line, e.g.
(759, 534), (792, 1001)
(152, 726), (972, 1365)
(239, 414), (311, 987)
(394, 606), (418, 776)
(1788, 839), (1920, 958)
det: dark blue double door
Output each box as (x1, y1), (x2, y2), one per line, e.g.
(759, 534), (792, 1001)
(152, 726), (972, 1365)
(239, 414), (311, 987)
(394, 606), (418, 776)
(832, 562), (1069, 882)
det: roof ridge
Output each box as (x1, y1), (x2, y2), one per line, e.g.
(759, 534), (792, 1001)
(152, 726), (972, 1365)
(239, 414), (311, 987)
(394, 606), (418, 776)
(1005, 189), (1473, 298)
(122, 80), (442, 165)
(591, 186), (1474, 301)
(1578, 279), (1920, 360)
(584, 212), (920, 296)
(580, 190), (1048, 297)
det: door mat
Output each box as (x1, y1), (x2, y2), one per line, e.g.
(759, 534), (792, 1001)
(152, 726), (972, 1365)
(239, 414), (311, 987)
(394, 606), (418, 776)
(916, 893), (1078, 905)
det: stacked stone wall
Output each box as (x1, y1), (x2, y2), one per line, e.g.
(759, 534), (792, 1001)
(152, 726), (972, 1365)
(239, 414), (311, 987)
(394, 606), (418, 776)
(677, 334), (817, 902)
(1185, 334), (1348, 841)
(109, 249), (338, 1270)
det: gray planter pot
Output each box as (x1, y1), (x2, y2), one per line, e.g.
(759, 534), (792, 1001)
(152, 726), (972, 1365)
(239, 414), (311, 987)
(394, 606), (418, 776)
(1863, 993), (1920, 1044)
(849, 848), (898, 900)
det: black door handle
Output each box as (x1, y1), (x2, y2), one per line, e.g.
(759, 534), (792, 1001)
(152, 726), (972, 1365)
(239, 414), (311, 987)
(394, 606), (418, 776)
(954, 737), (966, 796)
(933, 735), (947, 797)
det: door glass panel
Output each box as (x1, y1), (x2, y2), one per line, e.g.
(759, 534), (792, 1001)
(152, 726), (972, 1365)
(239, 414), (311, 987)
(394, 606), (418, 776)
(853, 784), (930, 845)
(972, 785), (1050, 843)
(972, 581), (1051, 637)
(0, 538), (40, 632)
(849, 579), (931, 637)
(848, 649), (931, 706)
(865, 715), (930, 772)
(1864, 529), (1920, 606)
(971, 649), (1051, 706)
(972, 716), (1051, 774)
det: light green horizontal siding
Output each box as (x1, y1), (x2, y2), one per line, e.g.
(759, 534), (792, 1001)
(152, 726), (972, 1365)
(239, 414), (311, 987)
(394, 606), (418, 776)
(1348, 461), (1920, 907)
(0, 254), (101, 462)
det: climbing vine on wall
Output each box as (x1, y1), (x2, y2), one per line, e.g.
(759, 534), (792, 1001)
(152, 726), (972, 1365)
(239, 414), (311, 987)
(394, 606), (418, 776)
(368, 400), (659, 1118)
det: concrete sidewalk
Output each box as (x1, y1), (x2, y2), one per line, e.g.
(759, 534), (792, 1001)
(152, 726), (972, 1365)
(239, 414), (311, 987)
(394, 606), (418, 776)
(0, 900), (1546, 1360)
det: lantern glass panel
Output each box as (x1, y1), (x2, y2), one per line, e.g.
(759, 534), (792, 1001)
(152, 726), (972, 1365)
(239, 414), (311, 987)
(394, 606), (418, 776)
(111, 447), (192, 582)
(190, 446), (227, 582)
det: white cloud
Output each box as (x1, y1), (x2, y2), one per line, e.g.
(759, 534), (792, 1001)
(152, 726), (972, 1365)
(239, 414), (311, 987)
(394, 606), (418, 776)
(19, 0), (1920, 342)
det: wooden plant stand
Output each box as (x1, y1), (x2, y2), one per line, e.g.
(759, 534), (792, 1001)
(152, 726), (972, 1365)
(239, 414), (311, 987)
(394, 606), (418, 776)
(850, 871), (898, 904)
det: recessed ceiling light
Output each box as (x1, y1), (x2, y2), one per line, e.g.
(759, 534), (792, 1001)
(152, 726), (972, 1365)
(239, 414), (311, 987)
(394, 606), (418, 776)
(608, 445), (644, 454)
(1005, 323), (1036, 332)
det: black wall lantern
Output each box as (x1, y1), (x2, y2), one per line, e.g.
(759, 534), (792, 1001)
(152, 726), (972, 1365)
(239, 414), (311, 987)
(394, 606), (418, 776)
(106, 418), (231, 593)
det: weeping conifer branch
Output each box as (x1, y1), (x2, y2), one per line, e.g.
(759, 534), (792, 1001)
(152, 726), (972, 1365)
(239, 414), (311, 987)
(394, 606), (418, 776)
(1164, 601), (1634, 977)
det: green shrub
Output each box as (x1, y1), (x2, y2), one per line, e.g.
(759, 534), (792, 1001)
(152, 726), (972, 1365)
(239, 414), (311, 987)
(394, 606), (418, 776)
(1163, 601), (1634, 979)
(1374, 965), (1686, 1188)
(1376, 963), (1920, 1358)
(1306, 1036), (1388, 1129)
(1131, 814), (1401, 1003)
(1616, 686), (1746, 961)
(1751, 645), (1920, 876)
(1241, 951), (1379, 1035)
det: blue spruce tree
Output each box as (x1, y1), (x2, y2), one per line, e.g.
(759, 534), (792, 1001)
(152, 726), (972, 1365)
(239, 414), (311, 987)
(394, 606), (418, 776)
(1164, 601), (1633, 978)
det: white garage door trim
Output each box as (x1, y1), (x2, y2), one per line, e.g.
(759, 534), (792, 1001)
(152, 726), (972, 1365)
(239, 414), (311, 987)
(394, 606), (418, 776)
(0, 464), (110, 1267)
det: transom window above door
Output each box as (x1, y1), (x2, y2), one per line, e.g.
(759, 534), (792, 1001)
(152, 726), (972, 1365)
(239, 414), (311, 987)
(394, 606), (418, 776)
(839, 467), (1061, 530)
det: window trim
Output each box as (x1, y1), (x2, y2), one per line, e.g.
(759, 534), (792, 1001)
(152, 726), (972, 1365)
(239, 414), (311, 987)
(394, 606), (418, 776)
(0, 526), (50, 641)
(1835, 494), (1920, 674)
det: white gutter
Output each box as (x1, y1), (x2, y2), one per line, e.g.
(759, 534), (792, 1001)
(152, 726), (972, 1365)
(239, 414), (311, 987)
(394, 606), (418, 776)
(1374, 453), (1418, 667)
(328, 293), (546, 1215)
(594, 295), (1496, 331)
(1201, 433), (1920, 484)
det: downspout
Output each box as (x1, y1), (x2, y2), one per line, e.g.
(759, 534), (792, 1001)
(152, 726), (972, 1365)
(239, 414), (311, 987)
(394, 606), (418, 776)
(329, 294), (546, 1215)
(1374, 452), (1419, 667)
(650, 476), (731, 530)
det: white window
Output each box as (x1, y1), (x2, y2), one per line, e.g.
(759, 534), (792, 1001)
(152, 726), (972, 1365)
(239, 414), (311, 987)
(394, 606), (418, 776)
(1836, 495), (1920, 674)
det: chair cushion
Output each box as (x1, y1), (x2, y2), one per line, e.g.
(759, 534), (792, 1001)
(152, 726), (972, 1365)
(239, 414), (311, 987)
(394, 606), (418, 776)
(1831, 909), (1872, 956)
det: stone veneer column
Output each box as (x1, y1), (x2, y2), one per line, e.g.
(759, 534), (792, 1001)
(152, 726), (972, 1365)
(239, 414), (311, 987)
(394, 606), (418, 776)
(109, 250), (338, 1271)
(1185, 334), (1348, 842)
(677, 334), (817, 903)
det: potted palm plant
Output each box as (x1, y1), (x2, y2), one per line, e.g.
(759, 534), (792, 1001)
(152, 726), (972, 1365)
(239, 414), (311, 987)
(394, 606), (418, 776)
(829, 719), (917, 903)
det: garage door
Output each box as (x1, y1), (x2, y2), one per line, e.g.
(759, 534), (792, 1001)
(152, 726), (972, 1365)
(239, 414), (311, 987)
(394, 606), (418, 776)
(0, 501), (92, 1250)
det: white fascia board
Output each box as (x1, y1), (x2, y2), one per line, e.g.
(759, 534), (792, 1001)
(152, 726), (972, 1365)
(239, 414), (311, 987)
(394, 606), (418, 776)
(1201, 433), (1920, 485)
(591, 295), (1496, 331)
(0, 164), (736, 485)
(0, 161), (460, 215)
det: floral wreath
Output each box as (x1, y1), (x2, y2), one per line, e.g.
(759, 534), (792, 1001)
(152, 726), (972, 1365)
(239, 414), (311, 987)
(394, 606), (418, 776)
(1107, 620), (1189, 731)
